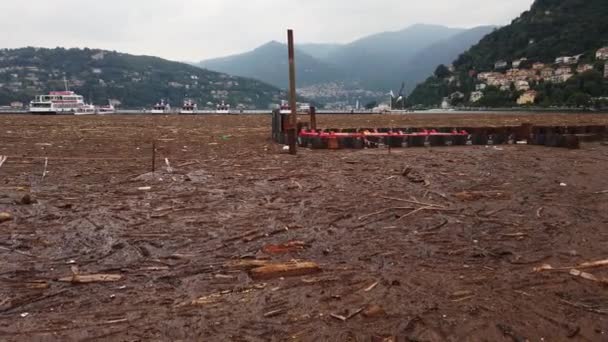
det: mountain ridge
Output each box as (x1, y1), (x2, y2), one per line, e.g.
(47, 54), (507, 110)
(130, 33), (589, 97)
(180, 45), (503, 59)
(409, 0), (608, 107)
(0, 47), (285, 108)
(198, 24), (496, 104)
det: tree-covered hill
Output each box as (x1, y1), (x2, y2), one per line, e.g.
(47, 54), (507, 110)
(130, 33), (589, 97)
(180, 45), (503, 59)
(409, 0), (608, 108)
(0, 47), (285, 109)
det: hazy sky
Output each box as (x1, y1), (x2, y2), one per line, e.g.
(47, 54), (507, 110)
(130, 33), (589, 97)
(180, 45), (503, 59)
(1, 0), (534, 61)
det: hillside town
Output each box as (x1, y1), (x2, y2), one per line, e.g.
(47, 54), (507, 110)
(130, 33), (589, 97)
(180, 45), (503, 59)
(454, 46), (608, 106)
(0, 48), (283, 109)
(297, 81), (386, 109)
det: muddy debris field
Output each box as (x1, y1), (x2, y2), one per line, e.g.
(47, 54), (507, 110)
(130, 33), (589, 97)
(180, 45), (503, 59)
(0, 113), (607, 341)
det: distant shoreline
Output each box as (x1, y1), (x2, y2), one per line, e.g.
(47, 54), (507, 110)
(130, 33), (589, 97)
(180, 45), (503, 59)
(1, 109), (608, 116)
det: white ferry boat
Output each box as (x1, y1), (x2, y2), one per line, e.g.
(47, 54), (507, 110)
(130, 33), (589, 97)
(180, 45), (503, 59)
(151, 99), (171, 114)
(216, 101), (230, 114)
(180, 99), (197, 114)
(74, 104), (96, 115)
(29, 91), (86, 114)
(97, 104), (116, 115)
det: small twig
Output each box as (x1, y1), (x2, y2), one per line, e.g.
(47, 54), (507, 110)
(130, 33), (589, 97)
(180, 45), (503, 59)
(151, 140), (156, 173)
(0, 289), (68, 314)
(41, 157), (49, 180)
(397, 206), (440, 221)
(358, 207), (414, 221)
(364, 281), (379, 292)
(379, 196), (445, 208)
(263, 309), (286, 318)
(177, 161), (197, 167)
(102, 318), (129, 325)
(534, 259), (608, 272)
(330, 313), (347, 321)
(330, 307), (364, 322)
(536, 207), (544, 218)
(427, 190), (449, 200)
(0, 246), (38, 258)
(559, 299), (608, 315)
(0, 155), (7, 168)
(165, 158), (173, 173)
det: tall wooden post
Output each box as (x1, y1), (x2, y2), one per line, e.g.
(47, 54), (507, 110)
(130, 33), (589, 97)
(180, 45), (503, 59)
(287, 29), (297, 155)
(310, 106), (317, 131)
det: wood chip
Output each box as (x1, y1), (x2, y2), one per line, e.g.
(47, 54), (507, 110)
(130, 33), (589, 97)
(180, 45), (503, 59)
(248, 261), (321, 280)
(58, 274), (122, 283)
(224, 259), (271, 270)
(263, 309), (286, 318)
(364, 281), (379, 292)
(534, 259), (608, 272)
(330, 313), (347, 321)
(0, 212), (12, 223)
(569, 269), (608, 285)
(455, 190), (511, 201)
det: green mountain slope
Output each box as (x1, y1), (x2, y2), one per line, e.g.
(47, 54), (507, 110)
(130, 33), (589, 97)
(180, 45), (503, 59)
(0, 47), (285, 109)
(409, 0), (608, 107)
(199, 41), (346, 89)
(400, 26), (496, 93)
(322, 24), (466, 91)
(198, 24), (493, 104)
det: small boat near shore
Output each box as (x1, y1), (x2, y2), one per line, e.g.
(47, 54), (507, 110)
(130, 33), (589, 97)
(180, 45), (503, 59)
(216, 101), (230, 114)
(97, 103), (116, 115)
(74, 103), (96, 115)
(150, 99), (171, 114)
(180, 99), (197, 115)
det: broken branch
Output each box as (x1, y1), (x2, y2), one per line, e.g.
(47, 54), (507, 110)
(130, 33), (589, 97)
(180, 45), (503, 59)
(58, 274), (122, 284)
(358, 207), (414, 221)
(379, 196), (445, 208)
(248, 261), (321, 280)
(534, 259), (608, 272)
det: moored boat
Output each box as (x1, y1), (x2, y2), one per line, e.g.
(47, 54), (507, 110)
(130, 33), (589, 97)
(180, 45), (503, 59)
(150, 99), (171, 114)
(180, 99), (197, 114)
(216, 101), (230, 114)
(29, 91), (86, 114)
(74, 103), (96, 115)
(97, 104), (116, 115)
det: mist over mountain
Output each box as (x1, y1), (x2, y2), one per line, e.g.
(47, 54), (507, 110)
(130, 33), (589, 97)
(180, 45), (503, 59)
(198, 24), (496, 104)
(200, 41), (346, 89)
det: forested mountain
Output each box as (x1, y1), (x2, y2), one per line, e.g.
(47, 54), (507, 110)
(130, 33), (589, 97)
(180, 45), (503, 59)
(198, 24), (495, 104)
(199, 41), (346, 89)
(400, 26), (497, 92)
(409, 0), (608, 107)
(320, 24), (466, 91)
(0, 47), (285, 108)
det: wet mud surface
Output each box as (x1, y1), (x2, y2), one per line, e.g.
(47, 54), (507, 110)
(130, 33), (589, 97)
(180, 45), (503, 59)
(0, 113), (607, 341)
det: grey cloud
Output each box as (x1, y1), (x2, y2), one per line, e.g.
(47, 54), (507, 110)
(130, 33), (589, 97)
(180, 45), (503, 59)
(1, 0), (534, 61)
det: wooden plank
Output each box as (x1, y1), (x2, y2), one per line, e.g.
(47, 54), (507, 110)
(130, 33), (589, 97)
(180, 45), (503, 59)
(248, 261), (321, 280)
(58, 274), (122, 283)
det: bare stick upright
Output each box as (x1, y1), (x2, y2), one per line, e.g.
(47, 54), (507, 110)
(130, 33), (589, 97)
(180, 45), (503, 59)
(152, 140), (156, 173)
(287, 29), (297, 155)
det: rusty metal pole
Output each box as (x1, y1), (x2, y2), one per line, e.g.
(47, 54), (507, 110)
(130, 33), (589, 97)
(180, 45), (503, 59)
(287, 29), (297, 155)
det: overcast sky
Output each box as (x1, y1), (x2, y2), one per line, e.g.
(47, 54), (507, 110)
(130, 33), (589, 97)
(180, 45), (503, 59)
(1, 0), (534, 62)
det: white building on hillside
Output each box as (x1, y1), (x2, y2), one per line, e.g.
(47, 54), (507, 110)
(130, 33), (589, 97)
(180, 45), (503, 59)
(470, 91), (484, 103)
(596, 47), (608, 60)
(515, 80), (530, 91)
